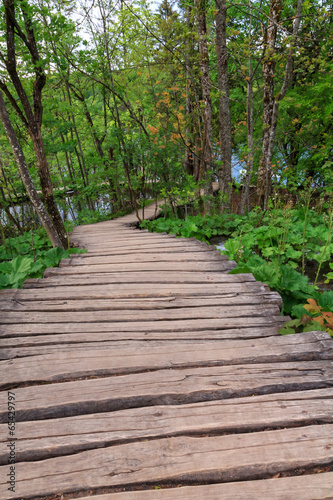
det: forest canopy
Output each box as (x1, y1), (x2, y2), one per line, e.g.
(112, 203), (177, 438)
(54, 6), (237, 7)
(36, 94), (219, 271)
(0, 0), (332, 235)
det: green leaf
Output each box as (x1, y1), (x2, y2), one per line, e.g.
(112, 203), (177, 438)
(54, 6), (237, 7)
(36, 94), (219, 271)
(42, 247), (68, 267)
(11, 256), (35, 274)
(229, 264), (252, 274)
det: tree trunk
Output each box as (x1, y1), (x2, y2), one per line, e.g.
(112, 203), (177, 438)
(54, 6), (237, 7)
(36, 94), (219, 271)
(257, 0), (282, 208)
(257, 0), (303, 209)
(240, 0), (255, 215)
(215, 0), (232, 209)
(29, 126), (67, 246)
(0, 91), (64, 248)
(184, 6), (195, 177)
(2, 0), (66, 247)
(195, 0), (213, 196)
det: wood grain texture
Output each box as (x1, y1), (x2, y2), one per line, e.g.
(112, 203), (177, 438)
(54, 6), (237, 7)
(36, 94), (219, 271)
(60, 251), (230, 265)
(43, 260), (236, 276)
(0, 294), (282, 312)
(1, 361), (332, 422)
(2, 332), (331, 387)
(2, 425), (333, 499)
(1, 389), (332, 465)
(0, 316), (288, 337)
(74, 473), (333, 500)
(23, 271), (257, 288)
(1, 202), (332, 500)
(0, 327), (283, 347)
(0, 304), (280, 324)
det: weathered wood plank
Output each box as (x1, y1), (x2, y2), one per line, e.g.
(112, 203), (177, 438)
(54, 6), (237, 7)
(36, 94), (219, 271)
(1, 389), (332, 465)
(0, 316), (291, 337)
(1, 361), (331, 422)
(0, 332), (331, 388)
(1, 327), (285, 358)
(72, 473), (333, 500)
(73, 245), (214, 257)
(0, 326), (283, 347)
(0, 304), (280, 324)
(60, 252), (229, 266)
(73, 240), (209, 252)
(15, 282), (275, 298)
(2, 425), (333, 499)
(0, 294), (282, 312)
(23, 272), (259, 288)
(43, 260), (236, 276)
(13, 285), (281, 310)
(32, 271), (258, 282)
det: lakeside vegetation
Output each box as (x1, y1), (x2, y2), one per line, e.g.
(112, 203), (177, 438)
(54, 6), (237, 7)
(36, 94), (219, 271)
(0, 0), (332, 334)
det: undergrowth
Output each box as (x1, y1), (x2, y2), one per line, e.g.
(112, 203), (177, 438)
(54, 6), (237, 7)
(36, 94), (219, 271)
(0, 227), (86, 290)
(141, 208), (333, 337)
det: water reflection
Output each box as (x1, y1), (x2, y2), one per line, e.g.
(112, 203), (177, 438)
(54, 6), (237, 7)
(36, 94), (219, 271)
(1, 193), (113, 229)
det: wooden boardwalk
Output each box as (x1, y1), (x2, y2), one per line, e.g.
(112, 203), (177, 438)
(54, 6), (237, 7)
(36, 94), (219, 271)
(0, 204), (333, 499)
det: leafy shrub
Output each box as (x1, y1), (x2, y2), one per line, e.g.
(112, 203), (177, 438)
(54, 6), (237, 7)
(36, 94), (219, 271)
(142, 208), (333, 335)
(0, 229), (86, 290)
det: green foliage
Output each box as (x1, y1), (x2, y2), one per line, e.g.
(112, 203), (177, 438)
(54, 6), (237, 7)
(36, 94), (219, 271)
(142, 206), (333, 333)
(0, 228), (86, 290)
(141, 213), (234, 241)
(279, 294), (333, 337)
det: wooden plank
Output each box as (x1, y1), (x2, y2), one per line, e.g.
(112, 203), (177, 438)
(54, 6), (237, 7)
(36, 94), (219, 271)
(0, 326), (283, 347)
(74, 245), (214, 257)
(0, 304), (280, 324)
(1, 425), (332, 499)
(1, 389), (332, 465)
(70, 473), (333, 500)
(1, 360), (331, 422)
(23, 272), (258, 287)
(0, 316), (290, 337)
(43, 261), (236, 276)
(14, 285), (281, 310)
(83, 243), (218, 255)
(1, 332), (331, 387)
(0, 328), (280, 360)
(0, 288), (282, 307)
(0, 294), (282, 312)
(70, 234), (181, 245)
(60, 252), (229, 266)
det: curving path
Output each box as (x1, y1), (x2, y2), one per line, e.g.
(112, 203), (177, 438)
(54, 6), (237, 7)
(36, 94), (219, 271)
(0, 204), (333, 499)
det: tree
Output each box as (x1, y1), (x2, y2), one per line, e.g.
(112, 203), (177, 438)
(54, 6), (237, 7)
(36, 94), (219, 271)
(0, 0), (66, 246)
(257, 0), (303, 208)
(0, 90), (64, 247)
(215, 0), (232, 208)
(194, 0), (213, 196)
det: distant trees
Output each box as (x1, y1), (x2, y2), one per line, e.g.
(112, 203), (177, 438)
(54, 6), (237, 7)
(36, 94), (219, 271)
(0, 0), (332, 241)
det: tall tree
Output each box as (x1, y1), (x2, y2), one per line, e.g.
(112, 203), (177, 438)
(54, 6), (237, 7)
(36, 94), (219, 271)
(215, 0), (232, 208)
(0, 0), (66, 246)
(194, 0), (213, 195)
(257, 0), (303, 208)
(0, 90), (64, 247)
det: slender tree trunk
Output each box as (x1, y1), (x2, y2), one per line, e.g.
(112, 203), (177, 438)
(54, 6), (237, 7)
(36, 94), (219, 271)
(64, 86), (90, 187)
(257, 0), (302, 208)
(59, 132), (75, 183)
(240, 0), (255, 214)
(215, 0), (232, 209)
(2, 0), (66, 246)
(29, 127), (66, 245)
(0, 186), (22, 233)
(0, 91), (64, 248)
(0, 159), (22, 233)
(257, 0), (282, 208)
(184, 6), (195, 177)
(195, 0), (213, 195)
